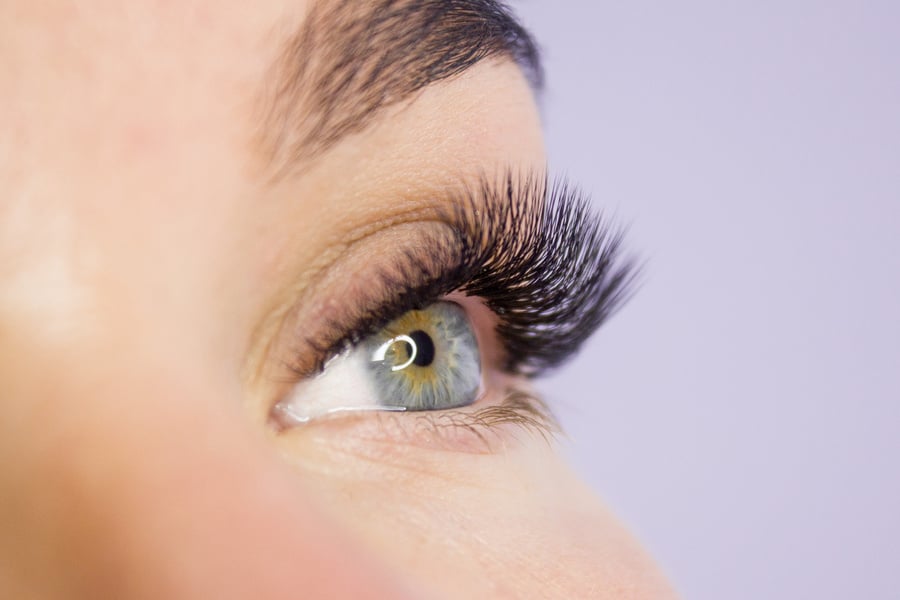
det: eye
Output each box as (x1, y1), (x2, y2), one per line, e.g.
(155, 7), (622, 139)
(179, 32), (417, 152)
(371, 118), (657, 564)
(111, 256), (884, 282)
(273, 301), (482, 426)
(264, 171), (635, 442)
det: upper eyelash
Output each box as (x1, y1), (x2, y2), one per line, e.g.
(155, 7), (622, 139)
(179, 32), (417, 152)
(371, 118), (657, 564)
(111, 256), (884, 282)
(299, 168), (638, 378)
(450, 171), (637, 375)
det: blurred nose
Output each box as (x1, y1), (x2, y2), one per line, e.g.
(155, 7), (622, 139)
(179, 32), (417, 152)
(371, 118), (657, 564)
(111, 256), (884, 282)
(0, 269), (409, 600)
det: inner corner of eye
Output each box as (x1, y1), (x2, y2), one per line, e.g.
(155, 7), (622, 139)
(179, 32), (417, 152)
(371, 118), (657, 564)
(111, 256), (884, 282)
(271, 297), (489, 428)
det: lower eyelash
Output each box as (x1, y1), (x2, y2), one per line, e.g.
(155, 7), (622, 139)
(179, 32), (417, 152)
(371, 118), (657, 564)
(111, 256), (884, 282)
(274, 387), (558, 454)
(411, 388), (558, 450)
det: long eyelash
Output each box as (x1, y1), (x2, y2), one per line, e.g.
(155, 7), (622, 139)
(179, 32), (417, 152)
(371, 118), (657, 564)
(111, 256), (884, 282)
(301, 169), (637, 378)
(452, 172), (637, 375)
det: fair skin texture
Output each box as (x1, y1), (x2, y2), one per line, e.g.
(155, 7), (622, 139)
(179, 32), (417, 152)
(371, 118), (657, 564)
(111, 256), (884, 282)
(0, 2), (675, 598)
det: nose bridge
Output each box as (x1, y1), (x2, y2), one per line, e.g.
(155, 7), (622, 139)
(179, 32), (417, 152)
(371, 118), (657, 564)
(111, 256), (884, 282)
(0, 179), (287, 597)
(0, 353), (195, 597)
(0, 232), (242, 586)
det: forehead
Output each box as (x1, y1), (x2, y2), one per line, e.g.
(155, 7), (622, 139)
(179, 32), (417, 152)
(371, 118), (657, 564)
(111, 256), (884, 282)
(3, 0), (541, 172)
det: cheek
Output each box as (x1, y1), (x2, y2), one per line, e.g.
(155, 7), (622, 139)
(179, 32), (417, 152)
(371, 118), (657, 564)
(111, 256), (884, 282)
(281, 437), (676, 599)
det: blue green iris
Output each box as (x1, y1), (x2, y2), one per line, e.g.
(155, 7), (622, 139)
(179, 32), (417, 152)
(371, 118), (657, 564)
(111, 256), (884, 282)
(364, 301), (481, 411)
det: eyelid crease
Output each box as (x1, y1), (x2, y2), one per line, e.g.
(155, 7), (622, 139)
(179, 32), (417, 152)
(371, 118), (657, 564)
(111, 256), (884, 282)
(284, 205), (456, 309)
(276, 217), (462, 377)
(244, 203), (452, 388)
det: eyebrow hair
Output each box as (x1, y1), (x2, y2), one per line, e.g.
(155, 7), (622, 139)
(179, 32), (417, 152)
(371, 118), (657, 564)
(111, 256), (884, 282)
(257, 0), (542, 179)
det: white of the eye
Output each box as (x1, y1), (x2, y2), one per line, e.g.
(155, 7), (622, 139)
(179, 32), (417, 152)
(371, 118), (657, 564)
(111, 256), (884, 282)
(371, 334), (418, 372)
(273, 351), (406, 427)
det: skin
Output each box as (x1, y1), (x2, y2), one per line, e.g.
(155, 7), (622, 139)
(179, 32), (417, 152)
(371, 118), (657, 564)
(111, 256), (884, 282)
(0, 2), (676, 598)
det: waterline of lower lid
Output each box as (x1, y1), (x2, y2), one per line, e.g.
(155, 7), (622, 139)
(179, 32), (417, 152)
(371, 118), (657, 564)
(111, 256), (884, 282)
(276, 402), (408, 425)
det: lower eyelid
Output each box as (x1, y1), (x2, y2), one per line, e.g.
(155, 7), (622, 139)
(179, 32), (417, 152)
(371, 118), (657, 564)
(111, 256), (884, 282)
(272, 387), (558, 456)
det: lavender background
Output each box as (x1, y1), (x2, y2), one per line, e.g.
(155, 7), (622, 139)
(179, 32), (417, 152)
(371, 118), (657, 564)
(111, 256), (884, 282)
(515, 2), (900, 598)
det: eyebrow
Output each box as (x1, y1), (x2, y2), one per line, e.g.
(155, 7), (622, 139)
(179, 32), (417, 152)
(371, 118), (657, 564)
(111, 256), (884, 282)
(257, 0), (542, 180)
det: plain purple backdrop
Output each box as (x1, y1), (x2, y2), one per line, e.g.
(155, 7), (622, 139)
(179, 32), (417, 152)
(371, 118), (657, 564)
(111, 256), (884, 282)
(515, 2), (900, 599)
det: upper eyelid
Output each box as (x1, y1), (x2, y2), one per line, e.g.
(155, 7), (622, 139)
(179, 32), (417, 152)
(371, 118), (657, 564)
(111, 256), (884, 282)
(274, 204), (455, 322)
(247, 198), (462, 381)
(274, 219), (462, 377)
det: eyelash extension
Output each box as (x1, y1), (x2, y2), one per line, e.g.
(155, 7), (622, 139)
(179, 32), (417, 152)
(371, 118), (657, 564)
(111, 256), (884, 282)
(297, 169), (638, 379)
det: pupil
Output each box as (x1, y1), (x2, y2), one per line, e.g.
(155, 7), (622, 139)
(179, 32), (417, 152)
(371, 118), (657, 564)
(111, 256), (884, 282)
(408, 330), (435, 367)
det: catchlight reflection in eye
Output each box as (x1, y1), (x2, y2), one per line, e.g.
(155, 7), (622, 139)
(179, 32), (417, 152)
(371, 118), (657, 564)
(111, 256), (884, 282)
(273, 301), (482, 426)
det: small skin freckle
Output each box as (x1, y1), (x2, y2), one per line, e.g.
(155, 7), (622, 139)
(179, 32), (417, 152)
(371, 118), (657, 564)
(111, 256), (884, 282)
(122, 122), (167, 158)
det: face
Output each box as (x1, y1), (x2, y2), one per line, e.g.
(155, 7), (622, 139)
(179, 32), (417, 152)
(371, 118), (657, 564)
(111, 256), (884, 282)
(0, 1), (675, 598)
